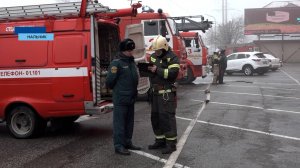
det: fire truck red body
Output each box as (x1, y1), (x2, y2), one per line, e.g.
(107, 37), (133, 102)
(0, 1), (142, 138)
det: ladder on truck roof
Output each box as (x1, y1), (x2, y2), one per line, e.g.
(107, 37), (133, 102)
(0, 1), (116, 21)
(169, 15), (213, 33)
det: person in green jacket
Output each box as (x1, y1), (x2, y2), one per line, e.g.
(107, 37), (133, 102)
(106, 38), (141, 155)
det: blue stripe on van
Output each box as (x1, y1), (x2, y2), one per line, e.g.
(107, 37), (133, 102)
(14, 27), (46, 34)
(18, 33), (54, 41)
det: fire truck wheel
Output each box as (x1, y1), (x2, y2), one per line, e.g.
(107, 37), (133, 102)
(6, 106), (47, 139)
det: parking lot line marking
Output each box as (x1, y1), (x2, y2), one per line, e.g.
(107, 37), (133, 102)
(265, 108), (300, 114)
(216, 90), (300, 99)
(224, 80), (299, 86)
(191, 99), (300, 114)
(192, 99), (263, 109)
(280, 70), (300, 85)
(164, 102), (206, 168)
(176, 116), (300, 141)
(130, 150), (190, 168)
(253, 82), (299, 86)
(163, 84), (210, 168)
(221, 85), (300, 91)
(197, 90), (300, 100)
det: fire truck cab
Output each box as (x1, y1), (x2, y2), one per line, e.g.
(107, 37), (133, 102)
(118, 8), (212, 86)
(180, 32), (208, 83)
(118, 8), (188, 82)
(0, 1), (143, 138)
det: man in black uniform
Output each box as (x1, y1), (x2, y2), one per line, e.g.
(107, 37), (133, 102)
(106, 38), (141, 155)
(147, 35), (180, 154)
(218, 49), (227, 84)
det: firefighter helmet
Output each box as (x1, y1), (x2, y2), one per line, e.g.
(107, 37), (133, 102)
(151, 35), (169, 51)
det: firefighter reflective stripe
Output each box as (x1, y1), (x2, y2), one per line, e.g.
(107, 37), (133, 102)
(167, 58), (171, 62)
(151, 57), (156, 63)
(164, 69), (168, 79)
(158, 89), (171, 94)
(0, 67), (88, 79)
(168, 64), (180, 69)
(155, 135), (165, 139)
(166, 137), (177, 141)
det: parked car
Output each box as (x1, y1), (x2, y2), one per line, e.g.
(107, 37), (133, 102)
(226, 52), (270, 76)
(264, 53), (281, 71)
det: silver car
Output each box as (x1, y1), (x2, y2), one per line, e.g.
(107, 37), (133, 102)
(264, 53), (281, 71)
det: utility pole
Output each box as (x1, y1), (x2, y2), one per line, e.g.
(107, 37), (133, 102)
(225, 0), (227, 23)
(222, 0), (227, 25)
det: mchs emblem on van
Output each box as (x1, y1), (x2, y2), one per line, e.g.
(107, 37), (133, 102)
(5, 27), (14, 32)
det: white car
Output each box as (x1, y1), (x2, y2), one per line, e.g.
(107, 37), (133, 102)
(264, 53), (281, 71)
(226, 52), (270, 76)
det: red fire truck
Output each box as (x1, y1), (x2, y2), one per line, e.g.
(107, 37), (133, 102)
(118, 8), (187, 89)
(180, 32), (208, 83)
(118, 8), (212, 86)
(0, 0), (143, 138)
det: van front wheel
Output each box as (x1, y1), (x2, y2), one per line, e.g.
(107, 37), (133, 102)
(6, 106), (46, 139)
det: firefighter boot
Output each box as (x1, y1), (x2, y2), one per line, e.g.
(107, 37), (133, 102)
(148, 139), (166, 150)
(161, 140), (177, 154)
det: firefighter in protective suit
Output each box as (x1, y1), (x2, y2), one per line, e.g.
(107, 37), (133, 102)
(106, 38), (141, 155)
(147, 35), (180, 154)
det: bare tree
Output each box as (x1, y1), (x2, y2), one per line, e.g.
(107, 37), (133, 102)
(218, 17), (245, 47)
(204, 16), (245, 50)
(204, 26), (215, 47)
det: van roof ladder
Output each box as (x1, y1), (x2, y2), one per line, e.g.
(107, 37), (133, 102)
(0, 1), (116, 21)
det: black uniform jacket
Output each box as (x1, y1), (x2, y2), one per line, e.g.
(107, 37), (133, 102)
(219, 54), (227, 71)
(149, 50), (180, 87)
(106, 53), (139, 105)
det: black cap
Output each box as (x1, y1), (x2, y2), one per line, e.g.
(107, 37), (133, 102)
(119, 38), (135, 51)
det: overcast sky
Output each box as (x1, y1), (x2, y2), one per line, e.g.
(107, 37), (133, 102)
(1, 0), (300, 23)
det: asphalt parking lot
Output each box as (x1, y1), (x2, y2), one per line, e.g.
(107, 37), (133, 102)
(0, 63), (300, 168)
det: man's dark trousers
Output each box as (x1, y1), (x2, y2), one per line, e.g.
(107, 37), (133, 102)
(113, 104), (134, 150)
(218, 69), (225, 84)
(151, 92), (177, 140)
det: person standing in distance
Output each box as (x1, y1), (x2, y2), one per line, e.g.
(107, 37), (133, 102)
(106, 38), (141, 155)
(218, 49), (227, 84)
(147, 35), (180, 154)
